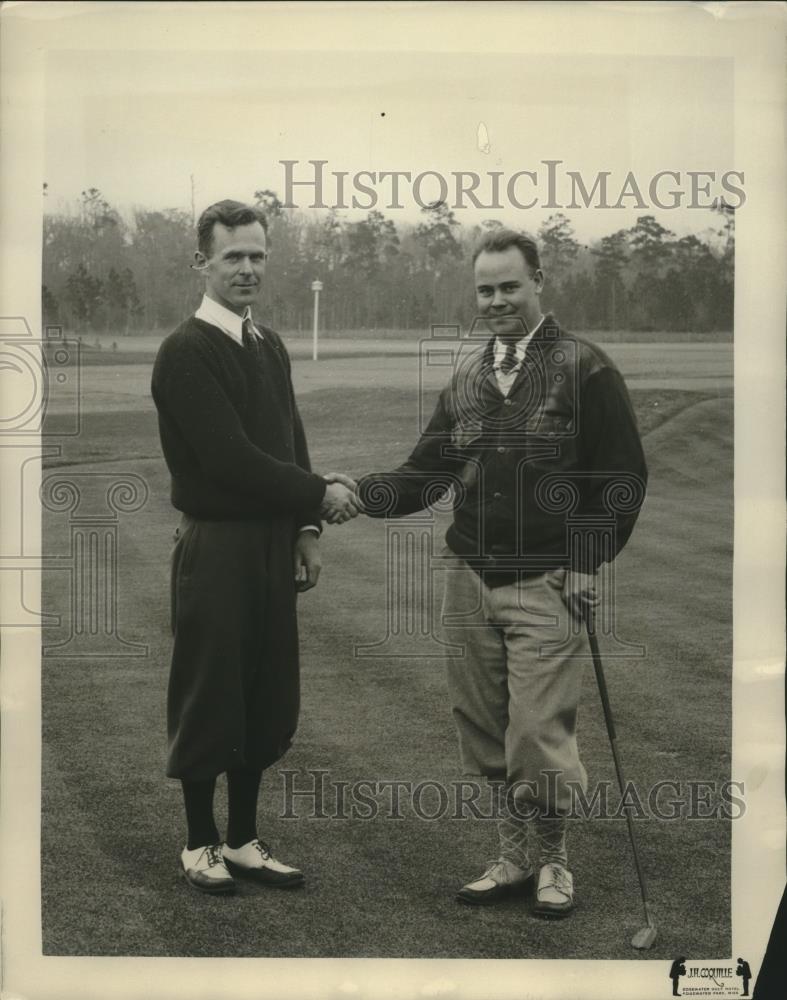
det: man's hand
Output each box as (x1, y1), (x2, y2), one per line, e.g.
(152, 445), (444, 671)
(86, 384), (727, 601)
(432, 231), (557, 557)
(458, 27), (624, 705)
(324, 471), (358, 492)
(561, 570), (599, 625)
(320, 478), (362, 524)
(294, 532), (322, 592)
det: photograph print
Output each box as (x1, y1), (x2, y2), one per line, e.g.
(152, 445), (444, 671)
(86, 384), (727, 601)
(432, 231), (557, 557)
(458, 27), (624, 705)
(1, 4), (784, 1000)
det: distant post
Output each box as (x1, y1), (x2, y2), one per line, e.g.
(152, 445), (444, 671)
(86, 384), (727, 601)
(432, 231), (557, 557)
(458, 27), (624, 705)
(311, 279), (323, 361)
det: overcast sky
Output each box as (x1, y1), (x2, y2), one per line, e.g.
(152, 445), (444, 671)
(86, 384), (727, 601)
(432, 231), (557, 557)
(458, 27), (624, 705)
(44, 41), (735, 243)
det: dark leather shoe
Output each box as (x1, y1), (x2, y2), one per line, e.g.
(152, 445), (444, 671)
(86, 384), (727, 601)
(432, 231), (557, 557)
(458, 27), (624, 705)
(180, 844), (235, 895)
(456, 859), (535, 906)
(222, 839), (304, 888)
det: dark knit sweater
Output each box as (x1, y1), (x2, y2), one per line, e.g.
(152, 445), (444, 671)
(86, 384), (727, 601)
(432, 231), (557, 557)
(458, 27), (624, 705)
(151, 317), (326, 523)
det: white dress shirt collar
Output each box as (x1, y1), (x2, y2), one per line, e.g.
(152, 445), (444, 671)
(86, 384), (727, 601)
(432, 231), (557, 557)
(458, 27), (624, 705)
(493, 314), (544, 371)
(195, 294), (263, 344)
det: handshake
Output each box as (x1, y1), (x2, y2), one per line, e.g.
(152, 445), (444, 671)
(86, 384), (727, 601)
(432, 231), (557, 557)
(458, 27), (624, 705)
(320, 472), (363, 525)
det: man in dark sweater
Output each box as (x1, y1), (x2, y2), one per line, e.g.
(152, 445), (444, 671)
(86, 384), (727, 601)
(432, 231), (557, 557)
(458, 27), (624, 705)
(151, 200), (358, 894)
(343, 228), (647, 917)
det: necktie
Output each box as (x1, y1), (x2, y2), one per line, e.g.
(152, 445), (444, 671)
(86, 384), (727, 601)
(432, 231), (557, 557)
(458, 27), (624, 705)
(242, 316), (259, 355)
(500, 340), (518, 373)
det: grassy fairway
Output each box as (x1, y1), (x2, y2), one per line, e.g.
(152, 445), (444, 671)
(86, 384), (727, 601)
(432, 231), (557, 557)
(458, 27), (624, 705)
(41, 357), (733, 959)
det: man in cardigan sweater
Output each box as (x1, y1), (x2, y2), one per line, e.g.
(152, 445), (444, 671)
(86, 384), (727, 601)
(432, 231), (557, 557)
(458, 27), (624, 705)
(151, 200), (358, 894)
(343, 229), (647, 917)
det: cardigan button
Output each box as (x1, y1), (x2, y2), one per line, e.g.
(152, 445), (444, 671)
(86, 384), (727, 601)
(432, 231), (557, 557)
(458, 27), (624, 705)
(504, 399), (512, 406)
(493, 492), (502, 500)
(497, 446), (505, 454)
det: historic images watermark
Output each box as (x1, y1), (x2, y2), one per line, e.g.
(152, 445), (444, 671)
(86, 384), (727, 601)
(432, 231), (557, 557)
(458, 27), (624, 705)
(280, 159), (746, 212)
(354, 320), (648, 661)
(277, 769), (746, 823)
(0, 317), (148, 656)
(1, 317), (80, 632)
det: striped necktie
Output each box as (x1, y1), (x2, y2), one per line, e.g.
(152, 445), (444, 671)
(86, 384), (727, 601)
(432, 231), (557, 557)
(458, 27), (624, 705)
(500, 340), (518, 373)
(242, 316), (259, 355)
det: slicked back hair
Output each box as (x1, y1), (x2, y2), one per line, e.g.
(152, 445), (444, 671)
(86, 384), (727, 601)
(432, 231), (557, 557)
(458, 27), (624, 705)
(472, 228), (541, 276)
(197, 200), (269, 257)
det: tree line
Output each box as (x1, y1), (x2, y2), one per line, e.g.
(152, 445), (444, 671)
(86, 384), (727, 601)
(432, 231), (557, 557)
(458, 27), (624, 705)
(42, 187), (734, 335)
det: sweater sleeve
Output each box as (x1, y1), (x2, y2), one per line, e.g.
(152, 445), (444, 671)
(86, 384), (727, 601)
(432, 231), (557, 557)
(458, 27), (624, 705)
(357, 389), (461, 517)
(572, 367), (648, 572)
(154, 334), (326, 515)
(279, 336), (323, 533)
(292, 410), (323, 532)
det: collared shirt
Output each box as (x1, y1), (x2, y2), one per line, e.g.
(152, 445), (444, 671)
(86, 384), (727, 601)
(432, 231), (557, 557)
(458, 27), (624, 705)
(195, 294), (264, 345)
(193, 293), (320, 537)
(492, 315), (544, 397)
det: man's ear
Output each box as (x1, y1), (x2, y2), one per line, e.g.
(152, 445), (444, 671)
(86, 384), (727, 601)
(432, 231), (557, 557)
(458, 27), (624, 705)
(192, 250), (208, 271)
(534, 268), (544, 292)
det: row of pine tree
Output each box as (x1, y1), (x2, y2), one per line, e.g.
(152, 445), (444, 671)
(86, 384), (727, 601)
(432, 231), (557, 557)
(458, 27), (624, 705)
(42, 187), (734, 335)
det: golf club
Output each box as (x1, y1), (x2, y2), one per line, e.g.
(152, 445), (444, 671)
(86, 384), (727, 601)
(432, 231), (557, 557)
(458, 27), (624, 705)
(585, 611), (658, 950)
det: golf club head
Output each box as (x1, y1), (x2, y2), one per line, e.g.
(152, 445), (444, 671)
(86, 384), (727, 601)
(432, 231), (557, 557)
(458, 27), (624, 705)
(631, 925), (658, 950)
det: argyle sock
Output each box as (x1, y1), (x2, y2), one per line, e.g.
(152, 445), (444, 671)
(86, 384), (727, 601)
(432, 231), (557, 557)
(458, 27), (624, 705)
(226, 765), (264, 849)
(496, 813), (532, 871)
(181, 776), (220, 850)
(532, 814), (568, 866)
(495, 786), (532, 871)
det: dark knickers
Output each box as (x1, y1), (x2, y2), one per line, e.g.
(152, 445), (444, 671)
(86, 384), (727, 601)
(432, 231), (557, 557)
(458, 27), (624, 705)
(167, 514), (299, 780)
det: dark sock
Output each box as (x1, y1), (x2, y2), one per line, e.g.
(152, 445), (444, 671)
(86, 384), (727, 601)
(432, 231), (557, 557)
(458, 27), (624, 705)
(226, 765), (263, 849)
(182, 776), (219, 850)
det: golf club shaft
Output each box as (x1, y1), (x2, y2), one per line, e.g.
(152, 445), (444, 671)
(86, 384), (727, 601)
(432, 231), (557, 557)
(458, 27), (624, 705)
(586, 622), (653, 922)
